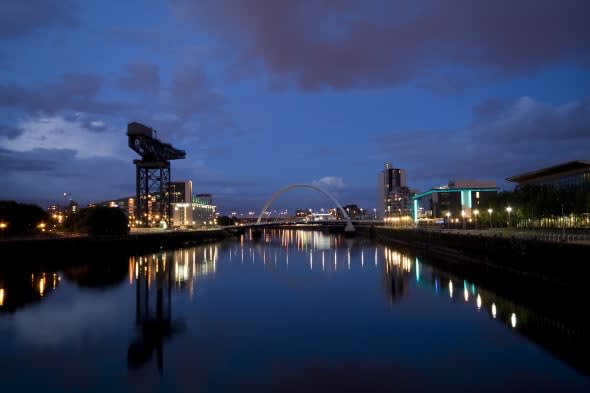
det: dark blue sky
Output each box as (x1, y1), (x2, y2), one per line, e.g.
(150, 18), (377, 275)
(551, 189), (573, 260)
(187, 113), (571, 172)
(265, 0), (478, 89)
(1, 0), (589, 214)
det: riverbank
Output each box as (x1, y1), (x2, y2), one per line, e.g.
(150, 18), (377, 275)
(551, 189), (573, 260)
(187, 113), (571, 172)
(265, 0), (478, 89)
(367, 226), (590, 305)
(0, 228), (233, 268)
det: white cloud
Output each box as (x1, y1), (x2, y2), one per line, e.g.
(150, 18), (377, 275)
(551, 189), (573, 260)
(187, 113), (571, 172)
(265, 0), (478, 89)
(1, 114), (119, 158)
(311, 176), (345, 190)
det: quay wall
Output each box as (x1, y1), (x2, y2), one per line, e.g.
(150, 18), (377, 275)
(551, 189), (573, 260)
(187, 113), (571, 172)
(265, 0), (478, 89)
(0, 229), (233, 268)
(368, 226), (589, 291)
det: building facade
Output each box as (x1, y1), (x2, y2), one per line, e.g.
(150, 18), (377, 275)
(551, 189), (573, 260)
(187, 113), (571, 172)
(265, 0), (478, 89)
(506, 160), (590, 191)
(171, 181), (193, 204)
(378, 163), (412, 218)
(412, 180), (498, 223)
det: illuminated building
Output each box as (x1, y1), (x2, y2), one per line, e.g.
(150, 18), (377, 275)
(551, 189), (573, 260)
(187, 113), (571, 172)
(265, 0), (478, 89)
(171, 199), (217, 227)
(506, 160), (590, 191)
(171, 181), (193, 203)
(412, 180), (498, 222)
(378, 162), (413, 218)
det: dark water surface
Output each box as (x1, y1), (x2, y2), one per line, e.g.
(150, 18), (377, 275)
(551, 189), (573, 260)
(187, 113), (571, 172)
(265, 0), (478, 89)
(1, 229), (588, 392)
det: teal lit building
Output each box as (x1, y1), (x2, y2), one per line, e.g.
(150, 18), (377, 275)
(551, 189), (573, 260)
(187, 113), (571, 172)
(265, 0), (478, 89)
(411, 180), (498, 223)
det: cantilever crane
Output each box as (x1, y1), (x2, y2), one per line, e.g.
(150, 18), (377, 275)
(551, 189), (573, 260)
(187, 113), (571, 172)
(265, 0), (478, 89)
(127, 122), (186, 227)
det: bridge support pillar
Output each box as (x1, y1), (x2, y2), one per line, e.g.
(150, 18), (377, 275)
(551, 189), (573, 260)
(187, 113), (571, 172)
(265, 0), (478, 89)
(345, 220), (355, 232)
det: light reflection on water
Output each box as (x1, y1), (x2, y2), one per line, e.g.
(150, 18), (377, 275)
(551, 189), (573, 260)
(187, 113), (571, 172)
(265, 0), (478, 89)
(0, 229), (588, 392)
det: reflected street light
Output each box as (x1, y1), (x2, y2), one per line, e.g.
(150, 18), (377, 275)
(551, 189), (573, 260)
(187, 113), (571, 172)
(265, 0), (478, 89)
(506, 206), (512, 228)
(487, 208), (493, 229)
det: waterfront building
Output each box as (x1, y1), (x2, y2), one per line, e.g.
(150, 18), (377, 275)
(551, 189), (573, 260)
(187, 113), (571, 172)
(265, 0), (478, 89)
(506, 160), (590, 191)
(412, 180), (498, 223)
(171, 198), (217, 228)
(171, 181), (193, 203)
(378, 163), (413, 218)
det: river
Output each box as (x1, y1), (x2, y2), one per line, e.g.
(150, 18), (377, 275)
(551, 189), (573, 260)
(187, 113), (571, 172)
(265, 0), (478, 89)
(0, 229), (588, 392)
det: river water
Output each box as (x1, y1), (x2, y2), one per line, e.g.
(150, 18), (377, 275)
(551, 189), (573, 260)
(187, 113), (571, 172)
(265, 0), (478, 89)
(0, 229), (588, 392)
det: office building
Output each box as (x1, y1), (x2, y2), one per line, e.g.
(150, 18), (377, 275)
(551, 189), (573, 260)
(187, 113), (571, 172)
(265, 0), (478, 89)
(506, 160), (590, 191)
(171, 181), (193, 203)
(378, 163), (412, 218)
(412, 180), (498, 222)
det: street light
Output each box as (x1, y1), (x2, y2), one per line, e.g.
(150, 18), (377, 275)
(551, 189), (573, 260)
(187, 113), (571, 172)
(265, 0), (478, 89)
(473, 209), (479, 230)
(461, 210), (466, 230)
(506, 206), (512, 228)
(487, 208), (493, 228)
(446, 211), (451, 229)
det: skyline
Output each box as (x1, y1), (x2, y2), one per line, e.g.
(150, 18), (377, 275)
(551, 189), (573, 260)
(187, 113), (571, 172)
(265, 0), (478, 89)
(1, 1), (589, 214)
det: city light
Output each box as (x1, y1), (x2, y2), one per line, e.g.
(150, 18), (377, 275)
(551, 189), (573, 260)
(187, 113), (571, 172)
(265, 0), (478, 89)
(511, 313), (517, 328)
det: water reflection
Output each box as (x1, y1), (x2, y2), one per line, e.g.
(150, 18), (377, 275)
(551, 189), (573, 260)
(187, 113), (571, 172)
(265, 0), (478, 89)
(127, 244), (218, 373)
(0, 230), (588, 388)
(0, 270), (60, 313)
(63, 255), (128, 289)
(234, 230), (589, 376)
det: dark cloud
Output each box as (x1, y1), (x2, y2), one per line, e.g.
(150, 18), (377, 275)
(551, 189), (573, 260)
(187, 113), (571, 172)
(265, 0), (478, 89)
(170, 0), (590, 91)
(118, 63), (160, 93)
(472, 98), (511, 120)
(376, 96), (590, 191)
(0, 0), (76, 38)
(472, 96), (590, 142)
(0, 124), (24, 139)
(0, 72), (134, 115)
(0, 147), (134, 206)
(171, 62), (225, 117)
(0, 147), (62, 172)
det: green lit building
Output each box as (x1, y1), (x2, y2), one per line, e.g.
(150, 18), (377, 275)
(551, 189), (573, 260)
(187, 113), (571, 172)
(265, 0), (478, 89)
(412, 180), (498, 223)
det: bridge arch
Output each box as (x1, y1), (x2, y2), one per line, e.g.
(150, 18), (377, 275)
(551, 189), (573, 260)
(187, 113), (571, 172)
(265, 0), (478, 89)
(256, 184), (353, 231)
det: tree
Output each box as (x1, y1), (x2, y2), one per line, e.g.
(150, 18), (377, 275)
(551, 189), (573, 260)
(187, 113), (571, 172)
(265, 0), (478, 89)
(65, 206), (128, 236)
(0, 200), (48, 236)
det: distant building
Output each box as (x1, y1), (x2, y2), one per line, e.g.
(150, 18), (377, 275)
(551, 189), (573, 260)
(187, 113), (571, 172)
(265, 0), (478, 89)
(506, 160), (590, 191)
(378, 163), (413, 218)
(170, 193), (217, 227)
(412, 180), (498, 222)
(194, 193), (213, 205)
(171, 181), (193, 203)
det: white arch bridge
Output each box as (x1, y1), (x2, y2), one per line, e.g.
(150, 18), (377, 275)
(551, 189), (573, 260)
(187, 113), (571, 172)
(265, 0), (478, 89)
(251, 183), (355, 232)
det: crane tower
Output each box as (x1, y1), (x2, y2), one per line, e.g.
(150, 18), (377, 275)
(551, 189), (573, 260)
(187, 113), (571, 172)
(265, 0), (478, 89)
(127, 122), (186, 227)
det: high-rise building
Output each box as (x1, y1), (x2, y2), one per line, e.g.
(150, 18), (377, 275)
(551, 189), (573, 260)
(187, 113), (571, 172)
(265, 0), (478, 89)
(171, 181), (193, 204)
(378, 163), (412, 218)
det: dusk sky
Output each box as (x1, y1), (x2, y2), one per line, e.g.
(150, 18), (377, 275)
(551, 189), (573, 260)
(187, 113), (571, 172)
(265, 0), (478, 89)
(1, 0), (589, 214)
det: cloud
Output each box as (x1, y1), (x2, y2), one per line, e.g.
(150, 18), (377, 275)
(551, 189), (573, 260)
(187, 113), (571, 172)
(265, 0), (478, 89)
(472, 96), (590, 142)
(0, 0), (76, 38)
(312, 176), (345, 190)
(375, 96), (590, 190)
(0, 124), (24, 139)
(0, 147), (135, 206)
(0, 114), (122, 158)
(170, 60), (225, 118)
(169, 0), (590, 92)
(0, 72), (134, 115)
(118, 63), (160, 93)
